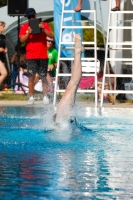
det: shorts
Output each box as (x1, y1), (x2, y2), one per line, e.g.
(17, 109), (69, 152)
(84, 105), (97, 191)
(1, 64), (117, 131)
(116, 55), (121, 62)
(26, 59), (48, 77)
(0, 53), (5, 63)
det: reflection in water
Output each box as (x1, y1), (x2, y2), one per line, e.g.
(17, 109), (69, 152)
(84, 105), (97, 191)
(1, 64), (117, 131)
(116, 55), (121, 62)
(0, 106), (133, 199)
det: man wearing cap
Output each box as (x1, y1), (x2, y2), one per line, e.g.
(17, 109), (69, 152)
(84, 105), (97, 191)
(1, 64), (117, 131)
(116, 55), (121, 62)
(19, 8), (53, 105)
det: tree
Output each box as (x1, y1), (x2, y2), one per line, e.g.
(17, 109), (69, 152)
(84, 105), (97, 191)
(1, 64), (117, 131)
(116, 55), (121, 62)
(83, 22), (104, 47)
(0, 0), (7, 8)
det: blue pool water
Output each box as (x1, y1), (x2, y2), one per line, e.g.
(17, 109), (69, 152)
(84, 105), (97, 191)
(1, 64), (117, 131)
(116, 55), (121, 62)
(0, 106), (133, 199)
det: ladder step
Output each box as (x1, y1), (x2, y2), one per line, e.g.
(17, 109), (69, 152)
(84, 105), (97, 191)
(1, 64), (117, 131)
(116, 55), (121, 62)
(109, 47), (133, 50)
(61, 47), (105, 50)
(56, 89), (96, 93)
(105, 74), (133, 78)
(108, 42), (132, 45)
(60, 42), (95, 45)
(62, 26), (95, 29)
(110, 11), (133, 14)
(109, 26), (133, 29)
(63, 10), (95, 13)
(123, 62), (133, 65)
(59, 58), (96, 61)
(57, 73), (96, 77)
(106, 58), (133, 61)
(124, 19), (133, 22)
(101, 90), (133, 94)
(73, 20), (89, 23)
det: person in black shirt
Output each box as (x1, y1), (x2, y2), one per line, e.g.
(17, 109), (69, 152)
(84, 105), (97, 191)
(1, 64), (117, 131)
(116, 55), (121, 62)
(0, 21), (7, 86)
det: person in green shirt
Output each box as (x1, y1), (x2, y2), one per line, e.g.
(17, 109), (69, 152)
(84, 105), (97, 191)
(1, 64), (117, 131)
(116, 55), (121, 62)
(47, 36), (58, 77)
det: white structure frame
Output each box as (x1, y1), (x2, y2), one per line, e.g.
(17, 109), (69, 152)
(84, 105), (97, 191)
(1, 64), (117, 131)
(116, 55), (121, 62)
(53, 3), (98, 107)
(100, 0), (133, 107)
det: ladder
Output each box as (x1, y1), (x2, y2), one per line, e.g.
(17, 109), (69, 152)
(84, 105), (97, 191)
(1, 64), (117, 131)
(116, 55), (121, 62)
(100, 0), (133, 107)
(53, 1), (98, 107)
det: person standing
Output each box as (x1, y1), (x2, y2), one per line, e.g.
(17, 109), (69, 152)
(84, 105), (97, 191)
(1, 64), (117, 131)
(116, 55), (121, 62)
(0, 21), (7, 87)
(19, 8), (53, 104)
(46, 36), (58, 95)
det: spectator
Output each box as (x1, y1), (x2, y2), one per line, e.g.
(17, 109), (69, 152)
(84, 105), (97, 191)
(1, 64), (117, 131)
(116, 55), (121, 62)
(111, 0), (120, 11)
(0, 21), (7, 87)
(19, 8), (53, 105)
(47, 36), (58, 77)
(46, 36), (58, 95)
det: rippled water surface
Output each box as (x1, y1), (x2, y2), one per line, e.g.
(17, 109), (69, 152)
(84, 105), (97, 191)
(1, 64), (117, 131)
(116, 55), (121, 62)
(0, 106), (133, 200)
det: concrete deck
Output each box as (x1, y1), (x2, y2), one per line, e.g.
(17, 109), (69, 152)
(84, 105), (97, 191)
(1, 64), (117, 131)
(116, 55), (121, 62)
(0, 100), (133, 108)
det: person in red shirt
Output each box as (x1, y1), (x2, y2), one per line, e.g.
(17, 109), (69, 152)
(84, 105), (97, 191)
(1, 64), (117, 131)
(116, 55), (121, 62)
(19, 8), (53, 105)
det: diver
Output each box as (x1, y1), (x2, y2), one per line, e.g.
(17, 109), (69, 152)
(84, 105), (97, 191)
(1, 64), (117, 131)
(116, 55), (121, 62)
(53, 34), (84, 125)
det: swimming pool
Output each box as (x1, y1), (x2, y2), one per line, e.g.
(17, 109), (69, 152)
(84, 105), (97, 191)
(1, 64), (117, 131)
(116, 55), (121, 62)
(0, 106), (133, 199)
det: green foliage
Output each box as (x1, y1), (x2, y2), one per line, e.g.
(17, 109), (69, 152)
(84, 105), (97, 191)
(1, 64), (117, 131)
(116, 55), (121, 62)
(0, 93), (28, 100)
(83, 22), (104, 46)
(0, 0), (7, 8)
(76, 94), (95, 102)
(48, 21), (54, 33)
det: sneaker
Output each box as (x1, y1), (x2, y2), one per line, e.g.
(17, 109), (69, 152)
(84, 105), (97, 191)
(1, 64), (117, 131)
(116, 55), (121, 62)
(28, 96), (35, 105)
(43, 96), (49, 104)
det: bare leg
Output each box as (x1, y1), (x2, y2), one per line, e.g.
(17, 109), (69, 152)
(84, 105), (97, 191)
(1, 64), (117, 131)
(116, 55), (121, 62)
(116, 0), (120, 8)
(74, 0), (82, 12)
(111, 0), (120, 11)
(28, 75), (35, 97)
(0, 61), (7, 86)
(55, 34), (82, 122)
(34, 74), (40, 86)
(42, 81), (48, 96)
(41, 73), (53, 96)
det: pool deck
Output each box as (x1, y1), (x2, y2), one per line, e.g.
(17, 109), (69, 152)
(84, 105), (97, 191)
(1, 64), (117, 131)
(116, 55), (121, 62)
(0, 100), (133, 108)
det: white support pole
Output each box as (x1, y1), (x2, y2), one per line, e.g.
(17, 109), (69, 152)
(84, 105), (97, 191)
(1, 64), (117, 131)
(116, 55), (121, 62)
(100, 0), (111, 108)
(94, 8), (98, 107)
(132, 21), (133, 78)
(53, 0), (65, 106)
